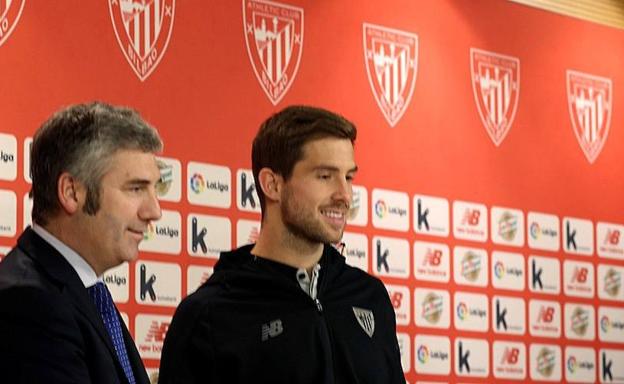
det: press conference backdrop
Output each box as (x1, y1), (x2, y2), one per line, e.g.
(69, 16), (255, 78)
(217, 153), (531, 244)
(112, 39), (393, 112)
(1, 1), (623, 382)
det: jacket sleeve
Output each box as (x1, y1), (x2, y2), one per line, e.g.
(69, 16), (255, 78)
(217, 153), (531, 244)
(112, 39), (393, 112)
(0, 286), (92, 383)
(159, 295), (216, 384)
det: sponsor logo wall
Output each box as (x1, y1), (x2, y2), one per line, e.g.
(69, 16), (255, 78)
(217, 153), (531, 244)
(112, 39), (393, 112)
(0, 1), (622, 383)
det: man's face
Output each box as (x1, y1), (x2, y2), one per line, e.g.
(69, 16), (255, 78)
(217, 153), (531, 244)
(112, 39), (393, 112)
(280, 137), (357, 245)
(76, 149), (161, 275)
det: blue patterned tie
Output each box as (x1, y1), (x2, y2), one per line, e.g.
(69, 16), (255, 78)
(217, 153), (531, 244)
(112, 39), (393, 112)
(88, 282), (136, 384)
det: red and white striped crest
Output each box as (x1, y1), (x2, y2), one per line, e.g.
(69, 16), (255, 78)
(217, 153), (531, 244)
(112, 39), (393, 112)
(567, 70), (612, 164)
(471, 48), (520, 146)
(363, 23), (418, 127)
(243, 0), (303, 105)
(109, 0), (175, 81)
(0, 0), (25, 48)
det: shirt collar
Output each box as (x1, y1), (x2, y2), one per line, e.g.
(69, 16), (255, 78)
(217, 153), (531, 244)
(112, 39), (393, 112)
(32, 224), (99, 288)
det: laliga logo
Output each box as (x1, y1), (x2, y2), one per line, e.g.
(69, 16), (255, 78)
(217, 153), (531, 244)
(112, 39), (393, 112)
(109, 0), (176, 81)
(567, 356), (578, 373)
(530, 221), (556, 239)
(494, 261), (505, 279)
(0, 0), (25, 48)
(470, 48), (520, 146)
(530, 222), (540, 239)
(243, 0), (304, 105)
(374, 199), (387, 218)
(601, 315), (611, 332)
(190, 173), (205, 194)
(567, 70), (612, 163)
(456, 302), (468, 320)
(417, 345), (429, 364)
(363, 23), (418, 127)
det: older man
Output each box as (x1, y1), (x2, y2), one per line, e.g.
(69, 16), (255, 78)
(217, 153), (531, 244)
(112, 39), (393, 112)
(0, 102), (163, 384)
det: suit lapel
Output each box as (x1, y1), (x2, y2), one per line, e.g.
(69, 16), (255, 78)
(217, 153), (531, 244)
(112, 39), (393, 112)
(17, 228), (134, 384)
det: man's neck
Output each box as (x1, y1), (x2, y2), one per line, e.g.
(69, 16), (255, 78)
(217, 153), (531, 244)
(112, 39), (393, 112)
(251, 220), (324, 271)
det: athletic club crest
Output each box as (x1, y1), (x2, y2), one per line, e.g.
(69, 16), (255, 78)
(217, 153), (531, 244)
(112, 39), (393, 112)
(567, 70), (612, 163)
(109, 0), (175, 81)
(470, 48), (520, 146)
(363, 23), (418, 127)
(352, 306), (375, 338)
(0, 0), (25, 48)
(243, 0), (304, 105)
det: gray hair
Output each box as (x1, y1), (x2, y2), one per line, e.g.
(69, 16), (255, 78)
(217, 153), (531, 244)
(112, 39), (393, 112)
(31, 102), (163, 225)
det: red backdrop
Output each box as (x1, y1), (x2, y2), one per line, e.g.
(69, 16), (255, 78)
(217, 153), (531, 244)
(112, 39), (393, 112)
(1, 1), (623, 382)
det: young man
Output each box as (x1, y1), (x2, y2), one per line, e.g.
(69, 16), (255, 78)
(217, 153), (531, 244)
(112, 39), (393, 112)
(159, 105), (405, 383)
(0, 102), (163, 383)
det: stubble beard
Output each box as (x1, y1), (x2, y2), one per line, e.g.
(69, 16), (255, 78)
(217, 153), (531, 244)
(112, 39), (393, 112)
(281, 188), (343, 246)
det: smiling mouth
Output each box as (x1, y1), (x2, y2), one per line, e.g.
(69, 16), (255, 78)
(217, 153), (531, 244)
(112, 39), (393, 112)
(321, 209), (344, 219)
(320, 209), (346, 228)
(128, 229), (145, 239)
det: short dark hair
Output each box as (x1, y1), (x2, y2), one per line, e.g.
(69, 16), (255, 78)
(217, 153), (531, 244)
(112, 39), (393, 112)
(251, 105), (357, 215)
(31, 102), (162, 225)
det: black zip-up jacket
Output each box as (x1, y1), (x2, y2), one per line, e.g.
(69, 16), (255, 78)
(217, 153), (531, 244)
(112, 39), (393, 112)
(159, 244), (405, 384)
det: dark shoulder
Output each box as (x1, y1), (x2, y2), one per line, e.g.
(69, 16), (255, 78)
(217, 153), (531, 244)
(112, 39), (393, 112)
(327, 252), (388, 298)
(344, 263), (387, 290)
(171, 277), (224, 321)
(0, 245), (52, 291)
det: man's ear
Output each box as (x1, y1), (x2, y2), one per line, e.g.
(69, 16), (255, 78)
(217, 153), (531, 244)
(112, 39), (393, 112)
(57, 172), (84, 214)
(257, 168), (283, 203)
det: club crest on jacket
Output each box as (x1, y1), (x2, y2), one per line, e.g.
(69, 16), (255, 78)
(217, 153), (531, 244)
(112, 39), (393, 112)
(353, 306), (375, 338)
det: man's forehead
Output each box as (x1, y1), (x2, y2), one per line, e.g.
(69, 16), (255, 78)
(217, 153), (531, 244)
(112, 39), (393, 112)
(106, 150), (160, 179)
(297, 139), (356, 171)
(300, 137), (354, 155)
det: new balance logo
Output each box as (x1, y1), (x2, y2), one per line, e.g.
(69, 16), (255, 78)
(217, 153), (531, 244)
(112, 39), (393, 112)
(261, 319), (283, 341)
(145, 321), (169, 343)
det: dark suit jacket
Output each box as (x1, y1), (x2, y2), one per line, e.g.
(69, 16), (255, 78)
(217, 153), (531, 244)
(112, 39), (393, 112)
(0, 227), (150, 384)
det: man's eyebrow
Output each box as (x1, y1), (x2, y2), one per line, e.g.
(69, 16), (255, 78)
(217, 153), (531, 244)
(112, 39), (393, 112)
(313, 165), (359, 173)
(124, 178), (153, 186)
